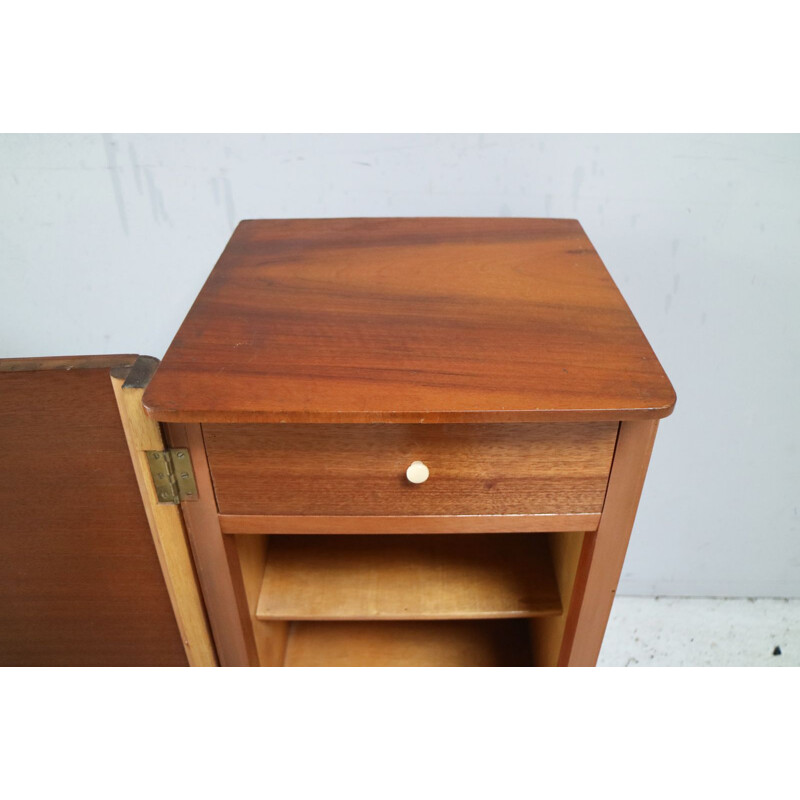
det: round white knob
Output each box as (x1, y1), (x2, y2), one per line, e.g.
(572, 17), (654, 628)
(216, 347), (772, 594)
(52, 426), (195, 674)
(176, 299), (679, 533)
(406, 461), (429, 484)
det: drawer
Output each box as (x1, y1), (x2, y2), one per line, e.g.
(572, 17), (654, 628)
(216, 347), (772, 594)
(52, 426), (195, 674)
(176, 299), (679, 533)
(203, 422), (618, 518)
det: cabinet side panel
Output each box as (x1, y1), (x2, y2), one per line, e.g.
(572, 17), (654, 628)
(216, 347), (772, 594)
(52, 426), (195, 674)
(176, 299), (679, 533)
(560, 420), (659, 666)
(164, 422), (257, 666)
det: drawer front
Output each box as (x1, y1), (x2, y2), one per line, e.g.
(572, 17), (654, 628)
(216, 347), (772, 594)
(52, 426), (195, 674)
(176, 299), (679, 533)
(203, 422), (618, 517)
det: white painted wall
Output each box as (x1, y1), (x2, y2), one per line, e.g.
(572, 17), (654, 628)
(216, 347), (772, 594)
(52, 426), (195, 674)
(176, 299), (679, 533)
(2, 134), (798, 597)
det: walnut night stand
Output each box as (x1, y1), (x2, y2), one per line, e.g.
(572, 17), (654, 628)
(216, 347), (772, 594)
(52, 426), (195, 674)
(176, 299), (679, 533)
(142, 217), (675, 667)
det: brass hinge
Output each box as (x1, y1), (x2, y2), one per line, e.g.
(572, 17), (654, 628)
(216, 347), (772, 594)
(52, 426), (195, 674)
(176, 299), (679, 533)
(145, 448), (198, 504)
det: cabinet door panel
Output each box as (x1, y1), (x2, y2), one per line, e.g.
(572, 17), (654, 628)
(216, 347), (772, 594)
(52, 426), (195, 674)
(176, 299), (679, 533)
(0, 356), (188, 666)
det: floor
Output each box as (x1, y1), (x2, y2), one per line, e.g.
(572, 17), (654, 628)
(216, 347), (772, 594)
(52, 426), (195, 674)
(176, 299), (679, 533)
(597, 597), (800, 667)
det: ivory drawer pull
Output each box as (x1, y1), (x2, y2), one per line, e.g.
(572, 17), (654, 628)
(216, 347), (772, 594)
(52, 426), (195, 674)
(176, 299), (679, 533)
(406, 461), (429, 484)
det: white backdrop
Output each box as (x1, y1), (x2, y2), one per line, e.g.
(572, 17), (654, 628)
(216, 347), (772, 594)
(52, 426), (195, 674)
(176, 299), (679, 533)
(2, 133), (798, 597)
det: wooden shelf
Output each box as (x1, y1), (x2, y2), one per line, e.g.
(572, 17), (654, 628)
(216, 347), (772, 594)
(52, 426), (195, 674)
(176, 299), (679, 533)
(283, 620), (533, 667)
(256, 534), (561, 621)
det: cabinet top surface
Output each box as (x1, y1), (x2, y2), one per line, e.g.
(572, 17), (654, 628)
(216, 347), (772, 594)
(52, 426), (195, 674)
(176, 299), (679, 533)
(144, 218), (675, 423)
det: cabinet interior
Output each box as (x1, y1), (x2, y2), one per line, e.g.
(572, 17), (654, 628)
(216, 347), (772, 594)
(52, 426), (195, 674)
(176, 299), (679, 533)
(233, 530), (588, 667)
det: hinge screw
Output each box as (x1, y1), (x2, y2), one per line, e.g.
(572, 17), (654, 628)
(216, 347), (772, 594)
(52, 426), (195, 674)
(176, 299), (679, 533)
(176, 451), (185, 459)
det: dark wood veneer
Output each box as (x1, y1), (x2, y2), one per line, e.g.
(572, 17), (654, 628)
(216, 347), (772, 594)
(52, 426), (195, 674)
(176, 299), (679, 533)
(203, 421), (618, 517)
(143, 218), (675, 424)
(0, 358), (188, 666)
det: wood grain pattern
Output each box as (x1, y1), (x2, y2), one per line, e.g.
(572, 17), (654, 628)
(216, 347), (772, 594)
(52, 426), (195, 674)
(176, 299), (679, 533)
(163, 422), (256, 666)
(218, 513), (600, 534)
(0, 359), (187, 666)
(558, 420), (659, 666)
(256, 534), (561, 620)
(143, 218), (676, 424)
(283, 620), (533, 667)
(204, 422), (618, 517)
(110, 364), (217, 666)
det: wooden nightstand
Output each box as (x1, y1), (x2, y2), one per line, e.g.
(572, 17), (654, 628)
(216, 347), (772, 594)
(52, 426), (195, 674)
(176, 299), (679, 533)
(143, 217), (675, 667)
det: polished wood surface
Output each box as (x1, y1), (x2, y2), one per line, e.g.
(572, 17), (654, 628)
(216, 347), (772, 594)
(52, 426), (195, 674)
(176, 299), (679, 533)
(559, 420), (659, 666)
(218, 512), (600, 534)
(256, 534), (561, 620)
(143, 218), (676, 424)
(0, 358), (187, 666)
(283, 620), (533, 667)
(110, 361), (217, 666)
(204, 422), (618, 517)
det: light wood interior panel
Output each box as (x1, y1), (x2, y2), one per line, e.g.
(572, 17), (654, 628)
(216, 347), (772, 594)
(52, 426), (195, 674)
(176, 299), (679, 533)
(283, 620), (533, 667)
(111, 363), (217, 667)
(234, 535), (289, 667)
(529, 530), (588, 666)
(256, 534), (561, 621)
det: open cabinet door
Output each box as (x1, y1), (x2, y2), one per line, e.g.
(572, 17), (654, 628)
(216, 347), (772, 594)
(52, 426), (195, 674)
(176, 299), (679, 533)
(0, 355), (215, 666)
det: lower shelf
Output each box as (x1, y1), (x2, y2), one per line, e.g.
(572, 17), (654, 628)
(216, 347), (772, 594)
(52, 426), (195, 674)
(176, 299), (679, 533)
(282, 620), (533, 667)
(257, 534), (561, 620)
